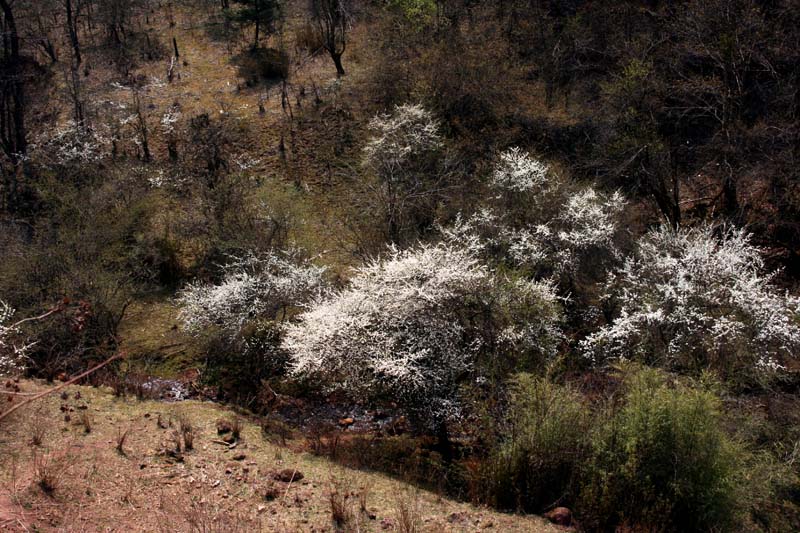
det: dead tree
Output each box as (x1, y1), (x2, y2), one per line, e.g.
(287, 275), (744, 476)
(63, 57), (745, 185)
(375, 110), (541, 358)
(310, 0), (350, 77)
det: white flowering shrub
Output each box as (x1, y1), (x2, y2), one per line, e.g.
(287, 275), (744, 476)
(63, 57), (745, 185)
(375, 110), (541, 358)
(581, 225), (800, 380)
(283, 242), (562, 429)
(442, 148), (627, 277)
(491, 147), (551, 193)
(361, 103), (446, 244)
(177, 251), (326, 339)
(557, 188), (627, 250)
(30, 121), (109, 168)
(0, 301), (33, 377)
(363, 103), (442, 171)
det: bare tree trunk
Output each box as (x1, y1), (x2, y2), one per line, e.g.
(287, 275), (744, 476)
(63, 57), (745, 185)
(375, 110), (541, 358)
(331, 51), (345, 77)
(0, 0), (27, 211)
(65, 0), (82, 65)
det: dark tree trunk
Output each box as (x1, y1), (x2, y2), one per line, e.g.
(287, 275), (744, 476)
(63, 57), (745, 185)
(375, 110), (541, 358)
(0, 0), (26, 211)
(66, 0), (82, 65)
(434, 421), (454, 465)
(331, 51), (345, 77)
(0, 0), (26, 159)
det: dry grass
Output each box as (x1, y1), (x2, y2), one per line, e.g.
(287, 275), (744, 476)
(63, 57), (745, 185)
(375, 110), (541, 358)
(230, 416), (242, 442)
(394, 489), (423, 533)
(116, 426), (131, 455)
(178, 412), (195, 450)
(0, 380), (559, 532)
(29, 408), (47, 447)
(78, 411), (92, 434)
(328, 472), (356, 531)
(31, 446), (76, 496)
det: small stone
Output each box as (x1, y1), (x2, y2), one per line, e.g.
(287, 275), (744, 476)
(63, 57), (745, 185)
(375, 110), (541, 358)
(544, 507), (572, 526)
(272, 468), (303, 482)
(216, 419), (233, 435)
(447, 512), (467, 524)
(233, 453), (246, 461)
(338, 417), (354, 427)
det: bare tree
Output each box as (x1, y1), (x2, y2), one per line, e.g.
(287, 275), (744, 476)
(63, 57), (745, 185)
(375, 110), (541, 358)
(0, 0), (28, 211)
(309, 0), (351, 77)
(64, 0), (82, 65)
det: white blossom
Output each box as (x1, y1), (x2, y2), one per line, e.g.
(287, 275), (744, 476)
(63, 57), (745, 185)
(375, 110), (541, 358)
(30, 121), (109, 166)
(363, 103), (441, 171)
(442, 148), (626, 274)
(177, 251), (326, 338)
(160, 108), (181, 134)
(491, 147), (551, 193)
(581, 224), (800, 376)
(283, 242), (562, 427)
(0, 301), (33, 377)
(557, 188), (627, 249)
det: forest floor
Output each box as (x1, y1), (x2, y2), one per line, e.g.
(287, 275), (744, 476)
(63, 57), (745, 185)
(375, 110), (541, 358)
(0, 380), (560, 532)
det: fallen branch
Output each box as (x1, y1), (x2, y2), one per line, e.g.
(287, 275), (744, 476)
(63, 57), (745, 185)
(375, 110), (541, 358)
(0, 352), (125, 423)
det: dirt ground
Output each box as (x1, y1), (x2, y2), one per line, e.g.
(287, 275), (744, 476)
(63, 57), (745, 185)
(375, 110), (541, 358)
(0, 380), (559, 532)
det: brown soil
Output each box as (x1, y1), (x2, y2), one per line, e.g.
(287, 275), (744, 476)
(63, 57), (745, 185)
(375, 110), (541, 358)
(0, 380), (558, 532)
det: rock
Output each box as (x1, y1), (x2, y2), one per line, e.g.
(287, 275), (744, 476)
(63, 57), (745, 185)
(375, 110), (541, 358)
(60, 392), (69, 400)
(263, 484), (280, 501)
(447, 512), (468, 524)
(544, 507), (572, 526)
(216, 419), (233, 435)
(222, 434), (236, 444)
(232, 453), (246, 461)
(166, 449), (184, 463)
(338, 417), (354, 427)
(272, 469), (303, 482)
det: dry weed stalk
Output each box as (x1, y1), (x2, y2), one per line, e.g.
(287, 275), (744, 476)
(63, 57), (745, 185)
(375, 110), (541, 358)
(116, 426), (131, 455)
(394, 489), (422, 533)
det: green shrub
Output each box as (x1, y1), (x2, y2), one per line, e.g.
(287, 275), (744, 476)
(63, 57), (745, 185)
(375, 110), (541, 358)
(201, 319), (288, 411)
(579, 366), (748, 531)
(486, 374), (590, 513)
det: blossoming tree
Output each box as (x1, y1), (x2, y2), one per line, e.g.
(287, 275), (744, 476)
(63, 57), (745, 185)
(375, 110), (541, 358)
(363, 103), (447, 244)
(177, 251), (326, 339)
(442, 147), (627, 278)
(581, 225), (800, 382)
(0, 301), (32, 377)
(282, 242), (563, 436)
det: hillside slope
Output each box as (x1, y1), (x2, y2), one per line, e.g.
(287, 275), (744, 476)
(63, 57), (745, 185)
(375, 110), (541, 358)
(0, 380), (559, 532)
